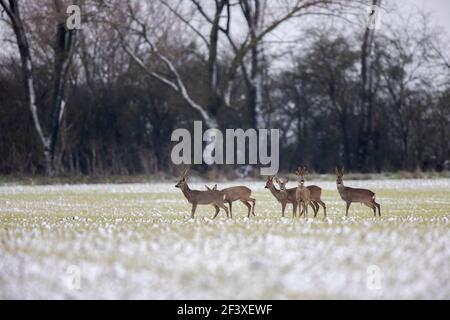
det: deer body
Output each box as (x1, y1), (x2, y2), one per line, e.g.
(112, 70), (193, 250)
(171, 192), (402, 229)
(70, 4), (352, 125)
(295, 167), (312, 218)
(265, 176), (297, 217)
(206, 184), (256, 218)
(296, 183), (311, 218)
(176, 170), (229, 219)
(336, 168), (381, 217)
(306, 185), (327, 218)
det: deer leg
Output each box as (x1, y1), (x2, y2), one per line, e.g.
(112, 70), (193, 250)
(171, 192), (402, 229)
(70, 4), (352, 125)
(311, 201), (319, 218)
(240, 200), (252, 217)
(249, 197), (256, 216)
(228, 201), (233, 219)
(369, 201), (381, 217)
(281, 202), (286, 217)
(364, 202), (376, 216)
(298, 201), (304, 217)
(345, 202), (351, 217)
(304, 201), (309, 218)
(293, 202), (297, 218)
(191, 203), (197, 219)
(374, 201), (381, 216)
(317, 200), (327, 218)
(218, 202), (230, 219)
(212, 205), (220, 219)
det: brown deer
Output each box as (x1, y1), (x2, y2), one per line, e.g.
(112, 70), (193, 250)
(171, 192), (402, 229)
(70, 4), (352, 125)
(265, 176), (310, 218)
(265, 176), (295, 217)
(205, 184), (256, 218)
(175, 169), (229, 219)
(335, 167), (381, 217)
(295, 167), (312, 218)
(275, 177), (327, 218)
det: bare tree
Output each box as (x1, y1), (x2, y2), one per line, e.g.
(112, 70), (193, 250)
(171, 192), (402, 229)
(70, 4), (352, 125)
(356, 0), (381, 170)
(113, 0), (353, 128)
(0, 0), (77, 175)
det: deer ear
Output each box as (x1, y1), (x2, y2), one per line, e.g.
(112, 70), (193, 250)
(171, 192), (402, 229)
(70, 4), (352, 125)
(213, 184), (217, 190)
(285, 177), (289, 183)
(205, 185), (211, 191)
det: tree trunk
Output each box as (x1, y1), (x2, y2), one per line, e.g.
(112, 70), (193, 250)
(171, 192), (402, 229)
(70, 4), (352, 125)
(357, 0), (380, 171)
(0, 0), (76, 176)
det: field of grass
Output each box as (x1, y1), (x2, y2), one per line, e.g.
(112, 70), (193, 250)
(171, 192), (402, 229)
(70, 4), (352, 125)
(0, 179), (449, 299)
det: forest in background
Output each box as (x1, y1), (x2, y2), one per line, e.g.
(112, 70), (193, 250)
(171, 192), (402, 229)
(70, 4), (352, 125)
(0, 0), (449, 177)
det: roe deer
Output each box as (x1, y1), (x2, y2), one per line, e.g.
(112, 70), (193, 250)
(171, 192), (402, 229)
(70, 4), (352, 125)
(335, 167), (381, 217)
(265, 176), (296, 217)
(175, 169), (229, 219)
(275, 177), (326, 218)
(205, 184), (256, 218)
(295, 167), (311, 218)
(265, 176), (311, 218)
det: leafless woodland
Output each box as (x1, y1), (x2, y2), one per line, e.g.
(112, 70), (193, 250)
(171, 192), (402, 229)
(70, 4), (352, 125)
(0, 0), (449, 176)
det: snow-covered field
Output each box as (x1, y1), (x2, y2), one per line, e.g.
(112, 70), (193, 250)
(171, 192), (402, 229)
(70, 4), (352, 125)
(0, 179), (449, 299)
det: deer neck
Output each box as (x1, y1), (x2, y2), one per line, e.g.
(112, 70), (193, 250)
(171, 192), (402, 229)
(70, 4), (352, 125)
(337, 181), (346, 195)
(269, 185), (283, 201)
(181, 183), (192, 201)
(279, 189), (289, 200)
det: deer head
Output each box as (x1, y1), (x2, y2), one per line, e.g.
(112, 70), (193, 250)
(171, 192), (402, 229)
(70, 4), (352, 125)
(175, 169), (189, 189)
(295, 166), (308, 187)
(335, 167), (344, 186)
(275, 177), (289, 191)
(264, 175), (275, 189)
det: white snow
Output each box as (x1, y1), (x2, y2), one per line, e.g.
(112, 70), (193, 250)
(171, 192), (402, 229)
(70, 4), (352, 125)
(0, 179), (449, 299)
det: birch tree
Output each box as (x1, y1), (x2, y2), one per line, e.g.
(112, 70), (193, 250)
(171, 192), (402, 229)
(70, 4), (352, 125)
(0, 0), (77, 175)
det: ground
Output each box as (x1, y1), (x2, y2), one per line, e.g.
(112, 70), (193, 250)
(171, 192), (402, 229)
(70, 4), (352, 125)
(0, 179), (449, 299)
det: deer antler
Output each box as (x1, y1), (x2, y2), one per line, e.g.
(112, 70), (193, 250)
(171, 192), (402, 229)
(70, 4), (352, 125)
(296, 166), (306, 176)
(181, 168), (189, 178)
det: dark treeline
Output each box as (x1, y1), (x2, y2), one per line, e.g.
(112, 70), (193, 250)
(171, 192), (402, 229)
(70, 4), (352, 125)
(0, 0), (449, 176)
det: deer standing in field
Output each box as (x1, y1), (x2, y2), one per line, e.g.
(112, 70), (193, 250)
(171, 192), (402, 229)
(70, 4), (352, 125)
(175, 169), (229, 219)
(275, 176), (327, 218)
(265, 176), (296, 217)
(295, 167), (312, 218)
(205, 184), (256, 218)
(335, 168), (381, 217)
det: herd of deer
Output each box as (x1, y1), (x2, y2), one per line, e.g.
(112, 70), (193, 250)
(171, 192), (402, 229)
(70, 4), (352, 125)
(175, 167), (381, 219)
